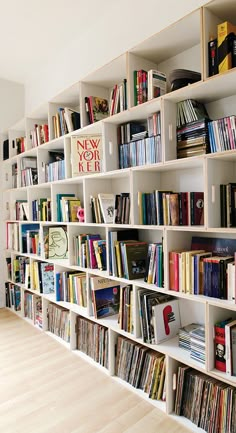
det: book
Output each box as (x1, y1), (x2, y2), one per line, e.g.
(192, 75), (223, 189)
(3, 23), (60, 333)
(86, 96), (109, 123)
(208, 37), (218, 76)
(90, 276), (120, 319)
(40, 262), (54, 294)
(98, 193), (115, 224)
(123, 241), (148, 280)
(46, 226), (68, 260)
(71, 134), (102, 176)
(218, 21), (236, 73)
(152, 299), (181, 343)
(214, 318), (232, 372)
(148, 69), (166, 100)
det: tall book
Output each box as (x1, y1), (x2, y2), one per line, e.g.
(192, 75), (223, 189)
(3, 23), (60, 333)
(71, 134), (103, 177)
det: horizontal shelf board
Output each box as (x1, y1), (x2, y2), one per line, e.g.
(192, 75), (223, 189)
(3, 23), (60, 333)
(163, 156), (204, 170)
(112, 376), (166, 411)
(170, 413), (206, 433)
(206, 149), (236, 162)
(209, 368), (236, 387)
(132, 225), (164, 231)
(129, 10), (200, 63)
(71, 121), (102, 136)
(45, 331), (70, 349)
(207, 298), (236, 311)
(165, 225), (207, 232)
(39, 136), (64, 150)
(72, 350), (109, 374)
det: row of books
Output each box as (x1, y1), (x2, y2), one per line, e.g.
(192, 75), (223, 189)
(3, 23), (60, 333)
(30, 123), (49, 147)
(32, 198), (51, 222)
(208, 115), (236, 153)
(20, 156), (38, 187)
(169, 236), (236, 299)
(179, 323), (206, 365)
(116, 335), (166, 401)
(22, 225), (40, 255)
(11, 256), (29, 284)
(169, 249), (234, 299)
(15, 200), (28, 221)
(76, 316), (108, 368)
(220, 182), (236, 228)
(90, 193), (130, 225)
(47, 303), (70, 343)
(15, 136), (26, 154)
(73, 233), (106, 270)
(133, 69), (166, 106)
(175, 365), (236, 432)
(176, 118), (209, 159)
(138, 190), (204, 226)
(119, 285), (134, 334)
(30, 261), (54, 294)
(24, 291), (34, 321)
(119, 134), (162, 169)
(138, 291), (174, 344)
(109, 79), (127, 115)
(52, 107), (81, 139)
(55, 271), (87, 307)
(85, 96), (109, 124)
(5, 282), (21, 311)
(45, 158), (65, 182)
(58, 196), (81, 223)
(176, 99), (209, 128)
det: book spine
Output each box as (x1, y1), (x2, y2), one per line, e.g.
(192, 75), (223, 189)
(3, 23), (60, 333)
(208, 38), (218, 76)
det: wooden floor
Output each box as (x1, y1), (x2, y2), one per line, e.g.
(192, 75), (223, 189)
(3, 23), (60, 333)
(0, 309), (192, 433)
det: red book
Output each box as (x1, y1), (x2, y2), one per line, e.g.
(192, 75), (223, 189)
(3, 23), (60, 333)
(214, 318), (232, 372)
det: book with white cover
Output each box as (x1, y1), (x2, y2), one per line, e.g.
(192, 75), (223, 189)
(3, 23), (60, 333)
(152, 299), (181, 343)
(98, 193), (115, 224)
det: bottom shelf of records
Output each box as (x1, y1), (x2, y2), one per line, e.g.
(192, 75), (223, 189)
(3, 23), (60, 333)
(5, 270), (236, 433)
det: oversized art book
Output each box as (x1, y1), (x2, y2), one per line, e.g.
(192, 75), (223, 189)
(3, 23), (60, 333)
(71, 134), (102, 176)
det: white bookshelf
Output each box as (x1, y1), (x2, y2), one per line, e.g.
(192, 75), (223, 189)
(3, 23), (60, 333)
(2, 0), (236, 431)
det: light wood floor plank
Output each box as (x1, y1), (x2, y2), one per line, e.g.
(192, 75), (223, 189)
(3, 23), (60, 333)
(0, 309), (192, 433)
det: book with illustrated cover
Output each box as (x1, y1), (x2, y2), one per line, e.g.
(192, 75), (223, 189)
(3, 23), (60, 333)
(85, 96), (109, 123)
(98, 193), (115, 224)
(90, 276), (120, 319)
(44, 226), (68, 260)
(71, 134), (103, 177)
(40, 262), (54, 294)
(152, 299), (181, 343)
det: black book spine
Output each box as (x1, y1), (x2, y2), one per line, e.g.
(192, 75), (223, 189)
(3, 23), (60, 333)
(220, 184), (227, 227)
(208, 38), (218, 76)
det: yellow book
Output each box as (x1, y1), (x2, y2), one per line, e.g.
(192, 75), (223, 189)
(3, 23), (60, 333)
(185, 250), (204, 294)
(218, 21), (236, 73)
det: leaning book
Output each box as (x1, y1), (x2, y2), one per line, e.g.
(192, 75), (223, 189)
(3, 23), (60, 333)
(90, 276), (120, 319)
(71, 134), (103, 177)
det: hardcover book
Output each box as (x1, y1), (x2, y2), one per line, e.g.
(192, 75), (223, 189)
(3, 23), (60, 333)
(90, 276), (120, 319)
(86, 96), (109, 123)
(214, 318), (232, 372)
(71, 134), (103, 176)
(152, 299), (181, 343)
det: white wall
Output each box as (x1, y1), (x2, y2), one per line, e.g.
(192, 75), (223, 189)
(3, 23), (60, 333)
(0, 79), (24, 132)
(25, 0), (210, 114)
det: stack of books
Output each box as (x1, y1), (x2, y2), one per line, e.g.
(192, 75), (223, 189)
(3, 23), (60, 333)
(176, 99), (210, 159)
(190, 326), (206, 365)
(178, 323), (200, 351)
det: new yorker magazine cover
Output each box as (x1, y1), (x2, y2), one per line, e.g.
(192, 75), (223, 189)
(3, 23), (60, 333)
(71, 134), (103, 176)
